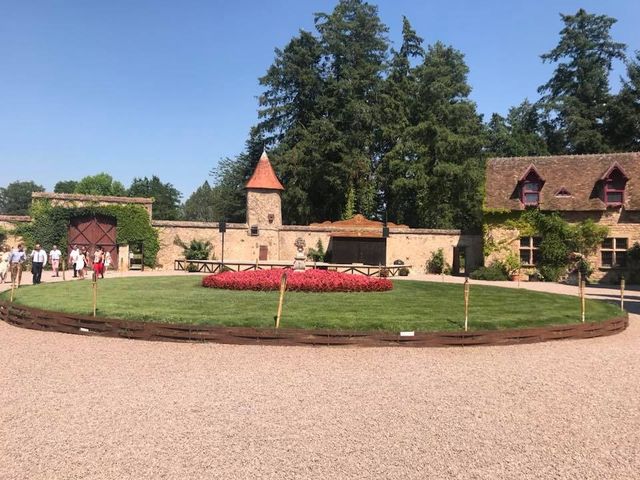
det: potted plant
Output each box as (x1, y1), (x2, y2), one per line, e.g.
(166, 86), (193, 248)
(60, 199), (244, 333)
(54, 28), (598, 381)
(504, 252), (522, 281)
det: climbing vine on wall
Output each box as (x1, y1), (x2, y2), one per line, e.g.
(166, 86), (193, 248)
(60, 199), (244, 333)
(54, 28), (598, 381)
(483, 209), (608, 281)
(16, 200), (160, 267)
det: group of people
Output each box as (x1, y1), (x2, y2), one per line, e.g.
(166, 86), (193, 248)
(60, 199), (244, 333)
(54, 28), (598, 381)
(68, 244), (112, 280)
(0, 243), (112, 285)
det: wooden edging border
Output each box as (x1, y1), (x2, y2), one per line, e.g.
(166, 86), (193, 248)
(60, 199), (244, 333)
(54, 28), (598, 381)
(0, 300), (629, 348)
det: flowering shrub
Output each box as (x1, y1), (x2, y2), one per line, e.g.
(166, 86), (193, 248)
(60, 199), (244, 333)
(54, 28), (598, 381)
(202, 269), (393, 293)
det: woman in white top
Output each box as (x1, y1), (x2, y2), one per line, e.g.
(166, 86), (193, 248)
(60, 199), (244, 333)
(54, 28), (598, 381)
(76, 250), (86, 279)
(103, 251), (112, 275)
(0, 246), (9, 283)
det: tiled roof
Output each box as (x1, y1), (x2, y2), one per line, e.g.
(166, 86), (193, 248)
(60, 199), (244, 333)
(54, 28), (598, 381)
(245, 151), (284, 191)
(485, 152), (640, 211)
(310, 214), (407, 229)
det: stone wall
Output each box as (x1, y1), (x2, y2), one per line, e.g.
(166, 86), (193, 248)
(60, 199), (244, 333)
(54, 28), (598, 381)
(0, 215), (28, 249)
(155, 221), (483, 275)
(246, 189), (282, 228)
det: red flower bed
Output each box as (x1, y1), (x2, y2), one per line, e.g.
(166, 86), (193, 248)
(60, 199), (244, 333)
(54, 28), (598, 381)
(202, 269), (393, 293)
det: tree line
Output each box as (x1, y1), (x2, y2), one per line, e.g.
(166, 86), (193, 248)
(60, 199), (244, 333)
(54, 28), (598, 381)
(203, 1), (640, 232)
(2, 2), (639, 229)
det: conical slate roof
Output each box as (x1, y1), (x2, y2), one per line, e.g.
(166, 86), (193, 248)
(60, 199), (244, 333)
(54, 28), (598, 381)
(245, 151), (284, 190)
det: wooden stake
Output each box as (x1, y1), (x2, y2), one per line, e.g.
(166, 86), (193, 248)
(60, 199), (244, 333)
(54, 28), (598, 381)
(10, 278), (15, 303)
(92, 272), (98, 317)
(620, 276), (625, 311)
(275, 271), (287, 329)
(580, 280), (586, 323)
(517, 267), (521, 288)
(577, 270), (582, 290)
(464, 277), (470, 332)
(62, 259), (66, 281)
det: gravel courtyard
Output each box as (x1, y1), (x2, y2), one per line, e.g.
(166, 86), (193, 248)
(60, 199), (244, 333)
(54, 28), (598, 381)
(1, 298), (638, 479)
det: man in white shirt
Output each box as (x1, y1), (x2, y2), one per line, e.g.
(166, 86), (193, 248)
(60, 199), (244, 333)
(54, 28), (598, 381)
(69, 245), (80, 278)
(30, 243), (47, 285)
(49, 244), (62, 277)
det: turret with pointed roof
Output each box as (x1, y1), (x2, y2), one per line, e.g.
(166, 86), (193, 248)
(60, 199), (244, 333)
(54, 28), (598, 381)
(245, 150), (283, 230)
(245, 150), (284, 191)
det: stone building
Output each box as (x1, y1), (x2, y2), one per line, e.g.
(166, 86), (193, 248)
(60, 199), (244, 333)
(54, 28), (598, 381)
(484, 151), (640, 282)
(0, 151), (483, 274)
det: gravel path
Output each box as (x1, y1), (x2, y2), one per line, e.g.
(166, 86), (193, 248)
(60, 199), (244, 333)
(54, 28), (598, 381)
(1, 272), (639, 479)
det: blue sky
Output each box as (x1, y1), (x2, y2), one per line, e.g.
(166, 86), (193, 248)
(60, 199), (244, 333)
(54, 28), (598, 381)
(1, 0), (638, 199)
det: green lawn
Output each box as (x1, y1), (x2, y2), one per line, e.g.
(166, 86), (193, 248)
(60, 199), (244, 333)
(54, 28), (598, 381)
(0, 276), (622, 332)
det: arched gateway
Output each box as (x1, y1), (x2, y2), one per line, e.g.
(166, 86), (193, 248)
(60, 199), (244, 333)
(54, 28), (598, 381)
(68, 214), (118, 268)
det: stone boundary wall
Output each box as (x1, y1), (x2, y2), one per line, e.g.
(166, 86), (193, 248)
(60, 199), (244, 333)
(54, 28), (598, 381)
(154, 221), (483, 273)
(0, 301), (628, 348)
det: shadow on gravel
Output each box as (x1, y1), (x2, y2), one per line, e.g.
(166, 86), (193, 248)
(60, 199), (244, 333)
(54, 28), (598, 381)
(587, 292), (640, 314)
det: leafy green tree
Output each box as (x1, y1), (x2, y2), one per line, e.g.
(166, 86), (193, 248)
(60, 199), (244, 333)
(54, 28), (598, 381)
(74, 173), (126, 196)
(538, 9), (626, 154)
(0, 181), (45, 215)
(53, 180), (78, 194)
(128, 175), (182, 220)
(605, 51), (640, 151)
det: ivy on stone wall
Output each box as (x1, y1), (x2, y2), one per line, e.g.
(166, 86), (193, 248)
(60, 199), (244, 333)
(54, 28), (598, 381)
(483, 209), (609, 281)
(16, 200), (160, 267)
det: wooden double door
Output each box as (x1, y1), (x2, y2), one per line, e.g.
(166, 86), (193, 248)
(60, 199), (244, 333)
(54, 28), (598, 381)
(330, 238), (387, 265)
(67, 215), (118, 268)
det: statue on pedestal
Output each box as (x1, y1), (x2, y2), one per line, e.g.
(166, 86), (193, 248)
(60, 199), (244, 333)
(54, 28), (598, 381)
(293, 237), (306, 271)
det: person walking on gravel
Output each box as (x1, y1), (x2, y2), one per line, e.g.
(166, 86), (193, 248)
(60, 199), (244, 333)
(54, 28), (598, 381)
(30, 243), (47, 285)
(93, 246), (104, 279)
(103, 250), (112, 277)
(8, 244), (26, 286)
(0, 246), (9, 283)
(49, 244), (62, 277)
(76, 248), (86, 280)
(69, 245), (80, 278)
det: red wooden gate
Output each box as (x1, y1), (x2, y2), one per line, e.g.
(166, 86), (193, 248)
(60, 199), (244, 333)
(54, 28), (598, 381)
(68, 215), (118, 268)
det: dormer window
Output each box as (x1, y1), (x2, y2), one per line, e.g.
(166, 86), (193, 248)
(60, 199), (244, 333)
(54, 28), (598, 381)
(519, 165), (544, 207)
(600, 163), (628, 207)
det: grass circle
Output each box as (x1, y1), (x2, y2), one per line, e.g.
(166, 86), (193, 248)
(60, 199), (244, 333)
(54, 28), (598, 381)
(0, 276), (622, 333)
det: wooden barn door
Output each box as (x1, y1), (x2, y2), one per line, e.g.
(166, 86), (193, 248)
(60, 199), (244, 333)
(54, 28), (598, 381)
(68, 215), (118, 268)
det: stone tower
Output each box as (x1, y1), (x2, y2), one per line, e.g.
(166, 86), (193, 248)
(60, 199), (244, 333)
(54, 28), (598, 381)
(245, 150), (284, 230)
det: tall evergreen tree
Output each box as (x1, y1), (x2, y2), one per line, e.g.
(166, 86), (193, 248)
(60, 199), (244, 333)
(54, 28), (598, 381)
(486, 100), (549, 157)
(314, 0), (389, 218)
(257, 31), (324, 224)
(182, 181), (217, 222)
(377, 17), (424, 222)
(605, 51), (640, 151)
(391, 42), (485, 230)
(538, 9), (626, 154)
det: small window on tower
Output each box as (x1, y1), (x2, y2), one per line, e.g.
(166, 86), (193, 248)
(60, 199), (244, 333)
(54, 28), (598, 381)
(250, 225), (259, 236)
